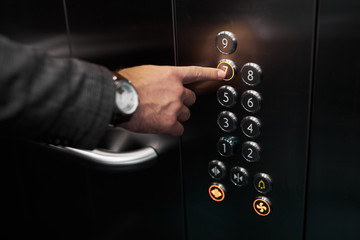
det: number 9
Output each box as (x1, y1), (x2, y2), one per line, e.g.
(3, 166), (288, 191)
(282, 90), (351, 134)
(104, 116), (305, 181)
(222, 38), (228, 49)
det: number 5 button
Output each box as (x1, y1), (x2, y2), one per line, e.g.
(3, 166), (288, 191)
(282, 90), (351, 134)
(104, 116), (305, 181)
(217, 86), (238, 108)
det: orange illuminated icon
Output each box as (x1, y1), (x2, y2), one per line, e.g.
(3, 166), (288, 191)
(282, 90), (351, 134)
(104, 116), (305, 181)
(209, 184), (225, 202)
(253, 197), (271, 216)
(217, 60), (235, 81)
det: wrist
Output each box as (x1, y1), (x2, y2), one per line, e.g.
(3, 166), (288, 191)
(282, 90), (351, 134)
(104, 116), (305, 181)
(110, 71), (139, 126)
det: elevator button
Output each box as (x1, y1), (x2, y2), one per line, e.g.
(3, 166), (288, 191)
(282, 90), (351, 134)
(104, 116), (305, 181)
(241, 63), (262, 86)
(217, 136), (238, 157)
(253, 196), (271, 216)
(242, 141), (261, 162)
(216, 31), (237, 54)
(230, 166), (249, 187)
(208, 160), (226, 180)
(254, 173), (272, 194)
(209, 183), (226, 202)
(217, 59), (237, 81)
(241, 90), (262, 113)
(217, 85), (238, 108)
(241, 116), (261, 138)
(217, 111), (238, 132)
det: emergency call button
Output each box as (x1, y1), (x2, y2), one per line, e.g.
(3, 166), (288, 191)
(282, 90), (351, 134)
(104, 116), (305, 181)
(217, 59), (237, 81)
(209, 183), (226, 202)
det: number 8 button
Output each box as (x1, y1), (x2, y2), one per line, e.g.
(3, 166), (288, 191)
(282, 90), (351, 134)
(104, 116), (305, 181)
(241, 63), (262, 86)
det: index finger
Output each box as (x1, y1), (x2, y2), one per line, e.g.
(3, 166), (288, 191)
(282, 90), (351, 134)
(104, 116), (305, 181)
(176, 66), (226, 84)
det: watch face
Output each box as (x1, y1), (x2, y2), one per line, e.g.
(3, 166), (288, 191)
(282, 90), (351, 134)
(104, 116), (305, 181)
(115, 80), (139, 115)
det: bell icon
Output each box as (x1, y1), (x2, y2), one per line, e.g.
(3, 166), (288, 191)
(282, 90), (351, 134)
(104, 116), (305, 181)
(258, 180), (266, 190)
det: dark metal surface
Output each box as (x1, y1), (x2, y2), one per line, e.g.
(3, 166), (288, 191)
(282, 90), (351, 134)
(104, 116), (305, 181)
(1, 1), (184, 239)
(176, 0), (316, 239)
(305, 0), (360, 239)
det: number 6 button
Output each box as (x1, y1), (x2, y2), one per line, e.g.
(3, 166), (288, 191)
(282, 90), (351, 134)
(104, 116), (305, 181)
(241, 116), (261, 138)
(241, 90), (261, 113)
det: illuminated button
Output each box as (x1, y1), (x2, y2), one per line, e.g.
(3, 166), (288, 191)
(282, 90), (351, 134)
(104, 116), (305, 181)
(216, 31), (237, 54)
(242, 141), (261, 162)
(254, 173), (272, 194)
(230, 166), (249, 187)
(217, 85), (238, 108)
(241, 90), (262, 113)
(217, 136), (238, 157)
(241, 63), (262, 86)
(209, 183), (226, 202)
(208, 160), (226, 180)
(241, 116), (261, 138)
(253, 196), (271, 216)
(217, 59), (237, 81)
(217, 111), (238, 132)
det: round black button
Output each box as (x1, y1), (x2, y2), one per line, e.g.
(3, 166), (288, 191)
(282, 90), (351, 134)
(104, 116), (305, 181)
(216, 31), (237, 54)
(241, 116), (261, 138)
(253, 196), (271, 216)
(217, 85), (238, 108)
(217, 111), (238, 132)
(217, 136), (238, 157)
(242, 141), (261, 162)
(230, 166), (249, 187)
(254, 173), (272, 194)
(241, 63), (262, 86)
(208, 160), (226, 180)
(241, 90), (262, 113)
(217, 59), (237, 81)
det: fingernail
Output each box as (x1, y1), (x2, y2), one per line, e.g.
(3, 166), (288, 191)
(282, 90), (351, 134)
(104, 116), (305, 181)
(217, 69), (226, 79)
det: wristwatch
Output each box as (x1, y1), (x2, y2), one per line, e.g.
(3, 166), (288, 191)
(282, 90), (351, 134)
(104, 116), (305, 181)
(110, 72), (139, 126)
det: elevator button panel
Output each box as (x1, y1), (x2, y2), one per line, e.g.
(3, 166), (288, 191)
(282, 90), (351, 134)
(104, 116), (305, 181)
(207, 31), (271, 214)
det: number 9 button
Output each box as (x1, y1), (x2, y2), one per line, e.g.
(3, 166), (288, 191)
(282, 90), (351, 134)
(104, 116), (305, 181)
(216, 31), (237, 54)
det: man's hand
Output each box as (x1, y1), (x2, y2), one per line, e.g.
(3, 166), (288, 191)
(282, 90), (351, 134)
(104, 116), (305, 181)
(117, 65), (226, 136)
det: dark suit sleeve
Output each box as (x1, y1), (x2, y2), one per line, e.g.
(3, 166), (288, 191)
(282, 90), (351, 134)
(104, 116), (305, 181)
(0, 36), (116, 149)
